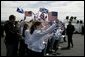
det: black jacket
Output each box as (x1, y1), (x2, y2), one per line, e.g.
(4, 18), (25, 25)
(4, 21), (19, 44)
(66, 24), (75, 35)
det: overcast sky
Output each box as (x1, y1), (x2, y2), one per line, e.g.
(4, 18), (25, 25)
(1, 1), (84, 22)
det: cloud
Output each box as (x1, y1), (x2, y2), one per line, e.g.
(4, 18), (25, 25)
(46, 1), (84, 12)
(1, 1), (84, 21)
(49, 1), (73, 7)
(65, 1), (84, 12)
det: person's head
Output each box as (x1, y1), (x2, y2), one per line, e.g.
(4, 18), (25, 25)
(30, 21), (42, 34)
(24, 23), (29, 30)
(69, 21), (71, 25)
(9, 15), (16, 23)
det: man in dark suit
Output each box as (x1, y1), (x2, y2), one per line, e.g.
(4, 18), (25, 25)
(1, 24), (4, 38)
(66, 22), (75, 49)
(4, 15), (20, 56)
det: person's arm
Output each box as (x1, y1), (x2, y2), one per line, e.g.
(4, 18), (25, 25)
(42, 33), (53, 45)
(55, 29), (62, 39)
(25, 30), (31, 44)
(37, 23), (57, 36)
(66, 25), (68, 35)
(73, 25), (75, 32)
(4, 22), (14, 34)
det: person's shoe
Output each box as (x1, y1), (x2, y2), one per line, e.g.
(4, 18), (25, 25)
(66, 47), (70, 49)
(46, 53), (50, 56)
(51, 49), (55, 52)
(72, 45), (73, 48)
(56, 52), (61, 55)
(64, 40), (67, 42)
(58, 46), (62, 49)
(52, 52), (61, 55)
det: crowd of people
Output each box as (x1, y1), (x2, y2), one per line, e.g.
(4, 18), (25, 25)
(1, 14), (82, 56)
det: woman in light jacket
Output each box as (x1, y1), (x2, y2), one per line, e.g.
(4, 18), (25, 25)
(25, 21), (57, 56)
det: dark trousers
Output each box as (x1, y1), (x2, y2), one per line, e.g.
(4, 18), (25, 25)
(67, 34), (73, 48)
(53, 40), (59, 51)
(19, 39), (26, 56)
(5, 42), (18, 56)
(63, 37), (66, 42)
(26, 48), (44, 56)
(46, 38), (54, 53)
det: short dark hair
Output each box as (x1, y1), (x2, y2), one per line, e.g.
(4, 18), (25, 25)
(69, 21), (71, 24)
(30, 21), (41, 34)
(9, 15), (15, 21)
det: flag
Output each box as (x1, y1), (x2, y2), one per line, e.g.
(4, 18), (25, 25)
(17, 7), (24, 14)
(25, 11), (32, 16)
(48, 12), (58, 22)
(39, 8), (48, 14)
(40, 13), (45, 20)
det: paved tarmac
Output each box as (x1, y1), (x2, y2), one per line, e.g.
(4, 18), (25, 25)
(1, 34), (84, 56)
